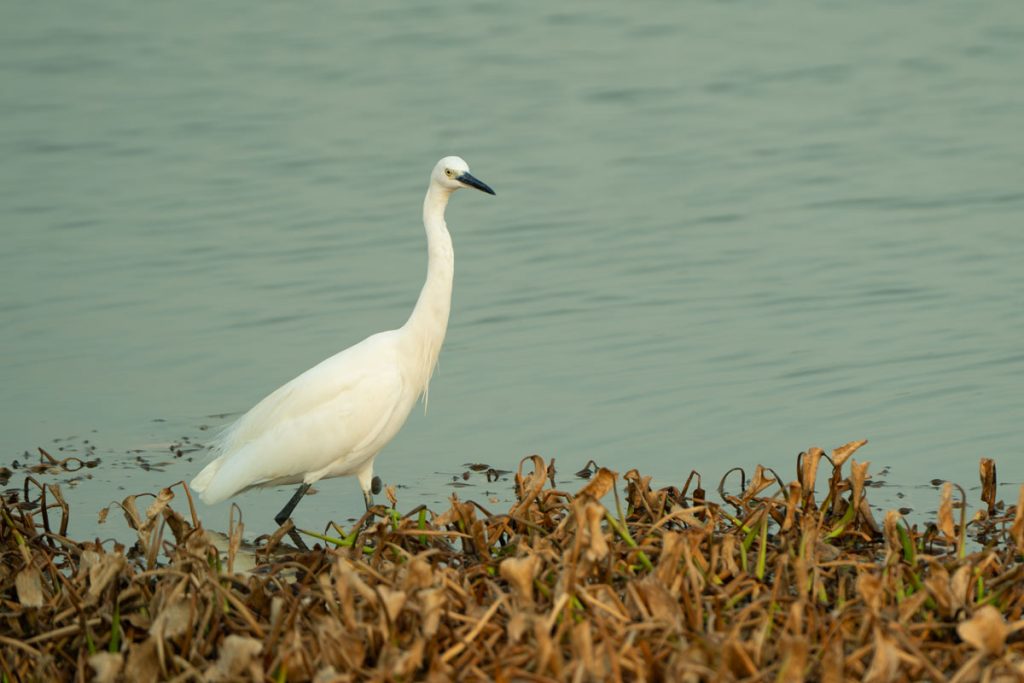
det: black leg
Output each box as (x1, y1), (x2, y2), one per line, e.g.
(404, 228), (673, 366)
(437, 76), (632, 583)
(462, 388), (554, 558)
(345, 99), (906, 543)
(274, 482), (311, 526)
(363, 475), (384, 511)
(286, 526), (310, 552)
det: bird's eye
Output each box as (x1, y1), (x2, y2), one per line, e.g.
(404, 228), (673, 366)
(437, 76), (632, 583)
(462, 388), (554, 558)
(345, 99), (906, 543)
(445, 169), (454, 178)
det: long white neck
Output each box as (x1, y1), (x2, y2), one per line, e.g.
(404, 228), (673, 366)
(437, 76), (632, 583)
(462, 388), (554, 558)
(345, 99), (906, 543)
(401, 182), (455, 398)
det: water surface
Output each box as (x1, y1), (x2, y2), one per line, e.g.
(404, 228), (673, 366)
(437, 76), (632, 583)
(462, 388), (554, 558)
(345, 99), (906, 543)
(2, 0), (1022, 537)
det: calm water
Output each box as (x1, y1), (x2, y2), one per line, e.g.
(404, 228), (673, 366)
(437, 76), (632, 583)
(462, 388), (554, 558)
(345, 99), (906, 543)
(2, 1), (1022, 538)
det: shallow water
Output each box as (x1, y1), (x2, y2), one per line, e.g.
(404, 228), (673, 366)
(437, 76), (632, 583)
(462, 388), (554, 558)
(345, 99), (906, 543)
(2, 0), (1022, 538)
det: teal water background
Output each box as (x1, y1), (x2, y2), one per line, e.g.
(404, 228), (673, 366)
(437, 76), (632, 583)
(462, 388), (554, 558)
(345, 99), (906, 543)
(2, 1), (1022, 537)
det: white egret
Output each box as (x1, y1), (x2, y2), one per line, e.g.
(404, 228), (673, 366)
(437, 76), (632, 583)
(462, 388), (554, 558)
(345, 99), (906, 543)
(190, 156), (495, 527)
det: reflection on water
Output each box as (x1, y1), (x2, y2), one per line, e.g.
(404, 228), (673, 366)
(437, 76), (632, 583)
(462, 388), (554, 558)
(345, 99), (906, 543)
(1, 0), (1021, 537)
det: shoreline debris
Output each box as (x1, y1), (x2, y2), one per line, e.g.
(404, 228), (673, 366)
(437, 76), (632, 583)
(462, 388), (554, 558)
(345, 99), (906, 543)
(3, 442), (1024, 681)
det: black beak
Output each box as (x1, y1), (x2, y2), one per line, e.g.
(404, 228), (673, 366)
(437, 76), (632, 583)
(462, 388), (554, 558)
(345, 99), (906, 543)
(457, 172), (496, 196)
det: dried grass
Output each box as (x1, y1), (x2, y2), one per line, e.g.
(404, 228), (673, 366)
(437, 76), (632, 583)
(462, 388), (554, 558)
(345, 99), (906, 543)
(3, 442), (1024, 682)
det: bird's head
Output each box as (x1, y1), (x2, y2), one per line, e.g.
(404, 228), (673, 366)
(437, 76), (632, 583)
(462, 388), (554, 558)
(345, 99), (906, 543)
(432, 156), (496, 196)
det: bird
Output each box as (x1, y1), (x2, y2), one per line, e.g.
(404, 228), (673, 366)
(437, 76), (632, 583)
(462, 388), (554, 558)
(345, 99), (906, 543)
(190, 156), (495, 528)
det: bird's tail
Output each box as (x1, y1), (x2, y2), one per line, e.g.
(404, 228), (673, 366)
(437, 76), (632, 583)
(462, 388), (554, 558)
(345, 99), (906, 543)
(189, 455), (226, 503)
(188, 418), (240, 503)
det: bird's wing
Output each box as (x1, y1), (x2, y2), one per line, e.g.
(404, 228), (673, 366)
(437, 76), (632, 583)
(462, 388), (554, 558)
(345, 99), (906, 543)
(216, 330), (401, 454)
(194, 333), (408, 503)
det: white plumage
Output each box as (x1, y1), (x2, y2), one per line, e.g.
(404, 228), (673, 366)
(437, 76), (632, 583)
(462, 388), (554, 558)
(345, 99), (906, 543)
(190, 156), (495, 523)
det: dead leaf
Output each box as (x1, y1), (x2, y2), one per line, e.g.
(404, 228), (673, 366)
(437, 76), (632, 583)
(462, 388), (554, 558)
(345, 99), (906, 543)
(979, 458), (997, 514)
(863, 628), (901, 683)
(722, 639), (758, 678)
(119, 495), (144, 532)
(720, 534), (741, 577)
(857, 572), (884, 618)
(391, 637), (424, 677)
(957, 605), (1008, 656)
(776, 634), (808, 683)
(850, 460), (870, 512)
(86, 552), (126, 602)
(124, 638), (159, 683)
(577, 467), (616, 500)
(312, 667), (347, 683)
(655, 532), (686, 586)
(507, 611), (530, 643)
(145, 487), (174, 520)
(743, 465), (777, 501)
(16, 567), (45, 608)
(150, 600), (190, 641)
(950, 565), (972, 614)
(882, 510), (902, 559)
(203, 635), (263, 682)
(782, 480), (801, 532)
(571, 621), (602, 678)
(832, 439), (868, 468)
(820, 635), (845, 683)
(500, 555), (540, 605)
(419, 588), (445, 638)
(514, 455), (548, 504)
(1012, 485), (1024, 552)
(858, 497), (881, 536)
(403, 554), (435, 592)
(924, 564), (955, 617)
(634, 576), (680, 625)
(938, 482), (955, 541)
(579, 500), (609, 563)
(88, 652), (124, 683)
(799, 447), (823, 499)
(377, 586), (407, 625)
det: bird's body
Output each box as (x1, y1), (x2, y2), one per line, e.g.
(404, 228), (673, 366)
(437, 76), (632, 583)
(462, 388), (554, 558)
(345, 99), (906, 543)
(190, 328), (414, 503)
(190, 157), (494, 520)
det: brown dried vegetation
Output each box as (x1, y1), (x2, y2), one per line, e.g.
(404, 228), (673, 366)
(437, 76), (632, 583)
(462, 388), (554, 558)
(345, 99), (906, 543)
(3, 442), (1024, 681)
